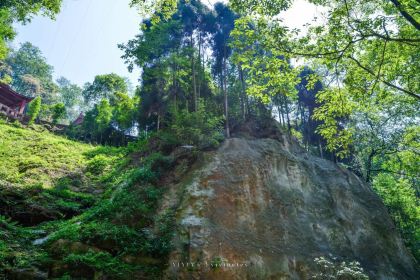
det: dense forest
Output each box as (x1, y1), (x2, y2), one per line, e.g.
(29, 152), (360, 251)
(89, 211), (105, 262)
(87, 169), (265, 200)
(0, 0), (418, 279)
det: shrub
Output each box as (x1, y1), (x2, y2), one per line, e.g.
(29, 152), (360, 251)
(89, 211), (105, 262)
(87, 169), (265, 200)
(27, 96), (41, 124)
(51, 103), (66, 124)
(63, 250), (137, 278)
(373, 174), (419, 260)
(86, 154), (112, 175)
(312, 257), (369, 279)
(169, 103), (223, 149)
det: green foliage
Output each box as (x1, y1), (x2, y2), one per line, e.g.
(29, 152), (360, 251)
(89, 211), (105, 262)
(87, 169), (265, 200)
(121, 19), (183, 71)
(113, 92), (138, 132)
(51, 102), (66, 124)
(27, 96), (42, 124)
(95, 99), (113, 133)
(0, 214), (51, 273)
(0, 121), (160, 278)
(313, 89), (355, 158)
(290, 128), (303, 144)
(0, 0), (62, 23)
(83, 73), (128, 106)
(312, 257), (369, 279)
(130, 0), (178, 24)
(86, 154), (113, 175)
(0, 121), (92, 187)
(64, 251), (137, 278)
(0, 9), (14, 60)
(210, 256), (225, 270)
(231, 15), (300, 104)
(56, 76), (84, 121)
(0, 0), (62, 60)
(373, 174), (419, 260)
(169, 103), (224, 148)
(71, 77), (138, 145)
(6, 42), (59, 104)
(28, 137), (179, 279)
(230, 0), (292, 16)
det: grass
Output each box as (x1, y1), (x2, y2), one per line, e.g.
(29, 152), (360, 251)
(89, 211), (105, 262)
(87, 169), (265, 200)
(0, 119), (94, 188)
(0, 119), (182, 279)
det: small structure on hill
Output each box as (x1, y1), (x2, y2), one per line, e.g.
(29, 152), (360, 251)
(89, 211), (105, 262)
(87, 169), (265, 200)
(0, 83), (33, 120)
(72, 112), (84, 126)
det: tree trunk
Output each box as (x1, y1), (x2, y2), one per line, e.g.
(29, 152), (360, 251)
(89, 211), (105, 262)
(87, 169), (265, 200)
(279, 97), (286, 126)
(191, 33), (197, 112)
(284, 96), (291, 131)
(172, 62), (178, 113)
(277, 105), (282, 125)
(239, 65), (247, 120)
(198, 32), (202, 102)
(318, 140), (323, 159)
(223, 47), (230, 138)
(366, 150), (376, 182)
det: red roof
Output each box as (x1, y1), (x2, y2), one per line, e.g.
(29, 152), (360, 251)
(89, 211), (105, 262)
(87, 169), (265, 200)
(73, 112), (84, 125)
(0, 83), (34, 108)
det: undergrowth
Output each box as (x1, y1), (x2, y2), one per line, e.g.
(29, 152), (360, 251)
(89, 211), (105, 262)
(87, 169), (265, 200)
(0, 120), (187, 279)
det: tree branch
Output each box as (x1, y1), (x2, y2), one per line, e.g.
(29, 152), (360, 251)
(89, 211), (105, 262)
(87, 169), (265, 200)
(370, 168), (419, 179)
(389, 0), (420, 30)
(348, 55), (420, 100)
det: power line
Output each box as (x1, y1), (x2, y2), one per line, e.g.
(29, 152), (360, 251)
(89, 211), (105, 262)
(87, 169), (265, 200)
(58, 0), (94, 76)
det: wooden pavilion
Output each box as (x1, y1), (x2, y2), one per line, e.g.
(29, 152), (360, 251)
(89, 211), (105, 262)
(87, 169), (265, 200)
(0, 83), (33, 119)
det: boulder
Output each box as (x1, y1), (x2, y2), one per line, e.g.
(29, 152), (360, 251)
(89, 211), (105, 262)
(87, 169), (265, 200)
(165, 137), (418, 279)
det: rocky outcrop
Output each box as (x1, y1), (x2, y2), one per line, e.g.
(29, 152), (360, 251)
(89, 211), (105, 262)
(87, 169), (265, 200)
(164, 135), (418, 279)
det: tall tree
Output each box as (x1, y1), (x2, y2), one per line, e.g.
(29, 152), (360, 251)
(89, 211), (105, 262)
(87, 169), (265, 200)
(57, 77), (83, 121)
(83, 73), (128, 107)
(5, 42), (59, 104)
(211, 3), (237, 137)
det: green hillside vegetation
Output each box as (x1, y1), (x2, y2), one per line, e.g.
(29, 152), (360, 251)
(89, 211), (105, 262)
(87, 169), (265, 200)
(0, 120), (93, 189)
(0, 118), (206, 279)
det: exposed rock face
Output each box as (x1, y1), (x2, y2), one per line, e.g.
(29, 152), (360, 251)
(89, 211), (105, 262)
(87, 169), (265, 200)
(165, 136), (418, 279)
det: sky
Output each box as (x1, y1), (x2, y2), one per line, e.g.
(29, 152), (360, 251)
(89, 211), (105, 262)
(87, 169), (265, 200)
(13, 0), (320, 87)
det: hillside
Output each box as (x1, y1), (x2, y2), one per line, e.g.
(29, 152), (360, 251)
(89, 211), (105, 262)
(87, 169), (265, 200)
(0, 119), (418, 279)
(0, 119), (198, 279)
(0, 120), (129, 278)
(0, 120), (93, 190)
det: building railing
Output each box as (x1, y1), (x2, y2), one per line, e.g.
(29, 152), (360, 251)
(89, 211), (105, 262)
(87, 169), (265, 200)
(0, 103), (23, 119)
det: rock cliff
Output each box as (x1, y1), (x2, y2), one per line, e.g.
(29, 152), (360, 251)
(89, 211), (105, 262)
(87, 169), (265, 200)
(163, 134), (418, 279)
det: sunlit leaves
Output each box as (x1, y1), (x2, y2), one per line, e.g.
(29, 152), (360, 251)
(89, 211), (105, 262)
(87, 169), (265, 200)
(373, 173), (420, 259)
(0, 10), (14, 60)
(0, 0), (62, 60)
(130, 0), (178, 24)
(313, 88), (355, 157)
(0, 0), (61, 22)
(231, 16), (300, 104)
(229, 0), (292, 16)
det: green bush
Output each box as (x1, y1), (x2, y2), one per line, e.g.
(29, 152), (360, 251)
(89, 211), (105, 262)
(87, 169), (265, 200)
(169, 103), (224, 149)
(373, 174), (419, 260)
(51, 103), (66, 124)
(79, 222), (144, 253)
(64, 250), (137, 278)
(86, 154), (112, 175)
(27, 96), (41, 124)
